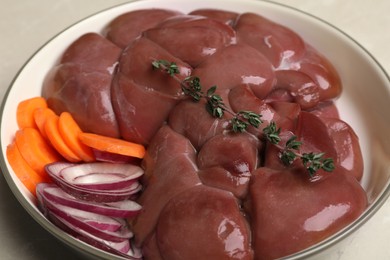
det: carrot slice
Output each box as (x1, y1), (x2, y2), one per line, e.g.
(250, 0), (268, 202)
(6, 141), (51, 196)
(33, 107), (57, 139)
(44, 114), (82, 163)
(79, 133), (146, 159)
(17, 97), (47, 129)
(58, 112), (94, 162)
(15, 127), (61, 177)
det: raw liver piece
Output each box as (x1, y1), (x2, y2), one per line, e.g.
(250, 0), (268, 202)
(104, 9), (181, 48)
(141, 232), (163, 260)
(297, 45), (342, 101)
(246, 167), (367, 260)
(42, 33), (121, 137)
(193, 44), (275, 99)
(198, 166), (250, 199)
(295, 112), (338, 161)
(197, 133), (260, 175)
(131, 126), (201, 246)
(144, 16), (237, 67)
(157, 185), (253, 260)
(268, 101), (301, 131)
(235, 12), (306, 68)
(197, 132), (261, 198)
(308, 101), (340, 119)
(228, 85), (278, 135)
(168, 99), (230, 150)
(111, 37), (192, 145)
(189, 9), (238, 25)
(268, 50), (342, 109)
(320, 117), (363, 180)
(235, 12), (342, 107)
(141, 125), (197, 184)
(273, 70), (320, 109)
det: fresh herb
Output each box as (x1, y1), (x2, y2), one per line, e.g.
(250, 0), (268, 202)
(152, 60), (179, 76)
(152, 60), (262, 132)
(182, 76), (203, 101)
(151, 59), (335, 176)
(263, 121), (281, 144)
(277, 136), (335, 177)
(279, 136), (301, 165)
(301, 153), (335, 176)
(204, 85), (225, 118)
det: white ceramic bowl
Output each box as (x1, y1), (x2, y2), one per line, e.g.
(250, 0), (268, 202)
(1, 0), (390, 259)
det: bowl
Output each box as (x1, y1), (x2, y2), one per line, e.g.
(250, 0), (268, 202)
(1, 0), (390, 259)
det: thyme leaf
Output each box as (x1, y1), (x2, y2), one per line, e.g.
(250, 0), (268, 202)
(205, 87), (225, 118)
(280, 150), (298, 166)
(279, 136), (301, 166)
(301, 152), (335, 177)
(182, 76), (203, 101)
(285, 136), (302, 150)
(263, 122), (281, 144)
(152, 60), (179, 76)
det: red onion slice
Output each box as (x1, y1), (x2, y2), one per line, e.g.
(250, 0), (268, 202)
(45, 162), (143, 202)
(60, 162), (143, 185)
(37, 185), (133, 242)
(39, 183), (141, 218)
(47, 211), (142, 259)
(71, 173), (142, 192)
(72, 173), (139, 191)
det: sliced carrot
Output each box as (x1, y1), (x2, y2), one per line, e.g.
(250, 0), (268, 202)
(15, 127), (61, 177)
(6, 141), (51, 196)
(79, 132), (146, 159)
(33, 107), (57, 139)
(17, 97), (47, 129)
(44, 114), (82, 163)
(58, 112), (94, 162)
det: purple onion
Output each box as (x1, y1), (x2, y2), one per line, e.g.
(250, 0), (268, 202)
(45, 162), (142, 202)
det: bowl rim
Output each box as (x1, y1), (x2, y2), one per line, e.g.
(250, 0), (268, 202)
(1, 0), (390, 259)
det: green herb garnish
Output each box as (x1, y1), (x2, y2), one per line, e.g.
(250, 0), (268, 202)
(152, 60), (179, 76)
(152, 59), (335, 176)
(263, 121), (281, 144)
(153, 60), (262, 132)
(278, 136), (335, 177)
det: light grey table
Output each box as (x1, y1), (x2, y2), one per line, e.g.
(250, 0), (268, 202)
(1, 0), (389, 259)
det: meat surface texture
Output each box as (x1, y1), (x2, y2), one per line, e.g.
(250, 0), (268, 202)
(42, 33), (122, 137)
(42, 8), (367, 260)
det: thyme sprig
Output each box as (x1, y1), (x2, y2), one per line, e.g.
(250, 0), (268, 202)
(152, 60), (262, 132)
(151, 60), (179, 76)
(272, 134), (335, 177)
(151, 59), (335, 176)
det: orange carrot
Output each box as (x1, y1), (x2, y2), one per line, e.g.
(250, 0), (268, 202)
(6, 141), (51, 196)
(15, 127), (61, 177)
(58, 112), (95, 162)
(33, 107), (57, 139)
(79, 132), (146, 159)
(17, 97), (47, 129)
(44, 114), (82, 163)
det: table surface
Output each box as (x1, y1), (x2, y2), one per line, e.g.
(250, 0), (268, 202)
(1, 0), (389, 259)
